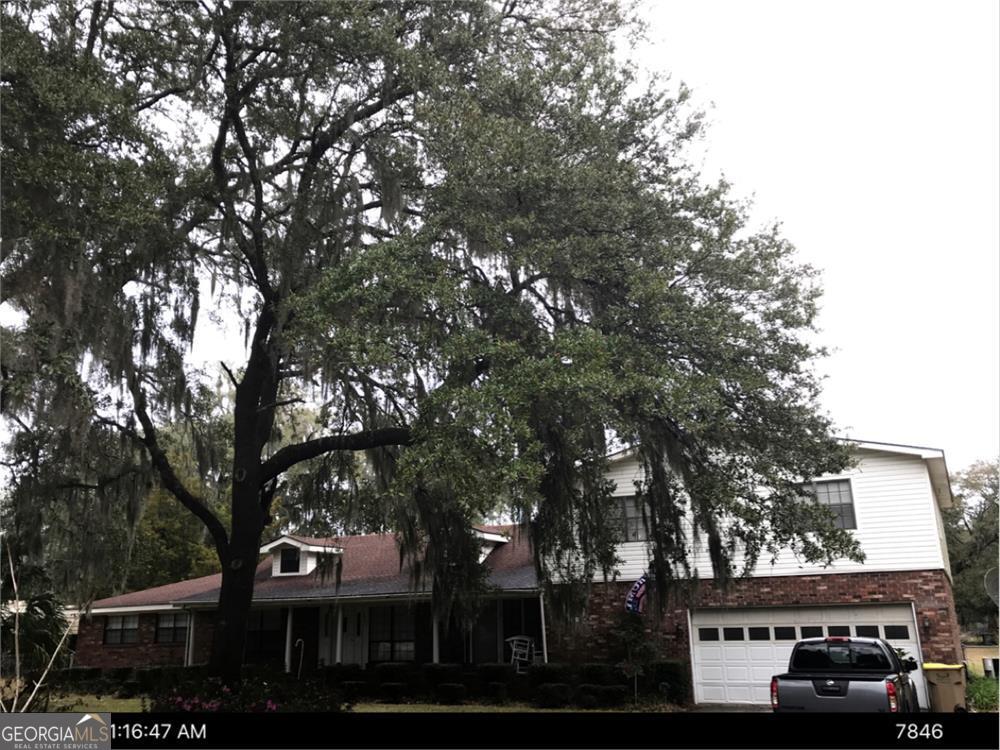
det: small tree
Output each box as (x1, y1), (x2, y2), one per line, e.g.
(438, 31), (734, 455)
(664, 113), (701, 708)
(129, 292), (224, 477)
(0, 541), (73, 712)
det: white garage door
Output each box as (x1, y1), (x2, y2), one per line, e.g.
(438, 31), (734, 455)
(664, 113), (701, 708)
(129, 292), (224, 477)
(690, 604), (927, 708)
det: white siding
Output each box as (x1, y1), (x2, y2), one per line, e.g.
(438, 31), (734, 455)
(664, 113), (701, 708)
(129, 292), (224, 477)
(608, 449), (948, 581)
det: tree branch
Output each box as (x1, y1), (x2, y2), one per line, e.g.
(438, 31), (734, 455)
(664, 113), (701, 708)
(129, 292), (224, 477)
(126, 369), (230, 554)
(260, 426), (413, 484)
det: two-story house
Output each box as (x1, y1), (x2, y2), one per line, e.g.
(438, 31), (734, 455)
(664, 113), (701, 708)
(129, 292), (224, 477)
(74, 439), (960, 707)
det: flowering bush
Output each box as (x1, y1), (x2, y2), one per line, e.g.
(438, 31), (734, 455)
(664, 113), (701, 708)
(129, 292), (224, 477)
(150, 675), (346, 713)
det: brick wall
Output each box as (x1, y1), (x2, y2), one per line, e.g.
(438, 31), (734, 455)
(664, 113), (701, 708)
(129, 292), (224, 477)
(546, 569), (962, 665)
(190, 610), (216, 666)
(75, 612), (187, 669)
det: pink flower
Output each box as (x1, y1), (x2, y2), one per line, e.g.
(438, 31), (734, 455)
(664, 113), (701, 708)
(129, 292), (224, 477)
(265, 699), (278, 712)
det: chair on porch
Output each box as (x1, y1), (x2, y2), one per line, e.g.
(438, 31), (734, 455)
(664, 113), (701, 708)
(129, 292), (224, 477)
(505, 635), (534, 674)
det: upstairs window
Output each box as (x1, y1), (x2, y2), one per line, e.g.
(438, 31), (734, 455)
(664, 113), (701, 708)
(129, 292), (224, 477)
(156, 613), (189, 644)
(803, 479), (857, 530)
(613, 495), (648, 542)
(280, 547), (301, 574)
(104, 615), (139, 644)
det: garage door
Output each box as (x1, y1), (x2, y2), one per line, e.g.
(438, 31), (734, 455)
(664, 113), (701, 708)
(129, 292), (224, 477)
(690, 604), (927, 708)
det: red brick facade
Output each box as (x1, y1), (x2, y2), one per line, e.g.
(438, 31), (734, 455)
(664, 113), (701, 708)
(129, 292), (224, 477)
(546, 568), (962, 665)
(75, 610), (215, 669)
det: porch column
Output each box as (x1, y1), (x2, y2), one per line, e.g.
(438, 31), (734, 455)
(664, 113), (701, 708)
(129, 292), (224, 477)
(432, 614), (440, 664)
(184, 611), (195, 666)
(538, 593), (548, 663)
(335, 605), (344, 664)
(284, 608), (294, 673)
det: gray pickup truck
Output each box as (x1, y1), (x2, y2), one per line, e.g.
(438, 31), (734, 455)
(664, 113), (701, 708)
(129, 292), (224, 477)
(771, 636), (921, 712)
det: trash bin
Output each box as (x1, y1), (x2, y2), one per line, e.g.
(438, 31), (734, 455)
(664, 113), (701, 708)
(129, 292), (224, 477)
(922, 663), (967, 712)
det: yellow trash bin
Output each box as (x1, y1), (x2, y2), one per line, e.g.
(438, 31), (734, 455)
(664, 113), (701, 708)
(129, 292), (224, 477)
(922, 663), (967, 712)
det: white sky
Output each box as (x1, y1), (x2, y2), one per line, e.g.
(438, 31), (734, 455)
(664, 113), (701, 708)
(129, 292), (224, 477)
(634, 0), (1000, 470)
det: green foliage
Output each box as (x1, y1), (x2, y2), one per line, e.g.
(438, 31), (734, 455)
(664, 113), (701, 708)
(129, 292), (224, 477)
(944, 460), (999, 636)
(966, 677), (999, 713)
(3, 0), (858, 671)
(149, 675), (347, 713)
(125, 489), (221, 592)
(532, 682), (572, 708)
(0, 590), (69, 672)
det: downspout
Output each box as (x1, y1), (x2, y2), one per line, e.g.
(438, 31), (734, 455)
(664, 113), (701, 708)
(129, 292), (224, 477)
(183, 611), (193, 667)
(539, 592), (548, 663)
(284, 608), (294, 673)
(335, 605), (343, 664)
(432, 615), (440, 664)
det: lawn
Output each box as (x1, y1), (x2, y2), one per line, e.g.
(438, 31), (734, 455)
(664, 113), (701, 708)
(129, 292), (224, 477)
(351, 701), (682, 713)
(45, 693), (147, 712)
(38, 694), (680, 713)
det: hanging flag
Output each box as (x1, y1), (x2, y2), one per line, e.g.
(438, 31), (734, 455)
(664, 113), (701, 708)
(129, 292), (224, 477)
(624, 572), (648, 614)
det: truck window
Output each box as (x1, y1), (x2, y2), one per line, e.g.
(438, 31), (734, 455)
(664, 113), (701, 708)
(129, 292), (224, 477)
(791, 641), (893, 671)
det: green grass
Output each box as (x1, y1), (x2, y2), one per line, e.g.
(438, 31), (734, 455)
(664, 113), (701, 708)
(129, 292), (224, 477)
(966, 677), (999, 713)
(351, 701), (682, 713)
(46, 693), (147, 713)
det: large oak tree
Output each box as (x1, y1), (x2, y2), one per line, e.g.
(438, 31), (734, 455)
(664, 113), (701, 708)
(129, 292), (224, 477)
(1, 0), (859, 681)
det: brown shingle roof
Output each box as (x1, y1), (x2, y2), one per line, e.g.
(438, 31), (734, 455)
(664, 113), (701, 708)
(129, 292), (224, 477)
(91, 525), (536, 610)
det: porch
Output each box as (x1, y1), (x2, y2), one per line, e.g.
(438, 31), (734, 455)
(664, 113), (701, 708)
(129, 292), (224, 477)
(225, 594), (548, 674)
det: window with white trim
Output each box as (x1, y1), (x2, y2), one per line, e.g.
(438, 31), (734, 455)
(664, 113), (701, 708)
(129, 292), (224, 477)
(155, 612), (189, 644)
(280, 547), (301, 574)
(104, 615), (139, 644)
(803, 479), (857, 530)
(612, 495), (648, 542)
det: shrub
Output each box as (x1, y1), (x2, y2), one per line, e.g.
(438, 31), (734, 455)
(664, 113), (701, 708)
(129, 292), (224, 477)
(149, 675), (346, 712)
(324, 664), (365, 685)
(533, 682), (572, 708)
(340, 681), (370, 701)
(49, 667), (101, 689)
(967, 677), (999, 712)
(378, 682), (408, 703)
(529, 663), (575, 688)
(423, 663), (463, 686)
(435, 682), (467, 704)
(482, 681), (508, 704)
(651, 660), (691, 704)
(597, 684), (628, 707)
(575, 683), (601, 709)
(374, 662), (415, 684)
(578, 663), (622, 686)
(477, 663), (516, 684)
(103, 666), (136, 683)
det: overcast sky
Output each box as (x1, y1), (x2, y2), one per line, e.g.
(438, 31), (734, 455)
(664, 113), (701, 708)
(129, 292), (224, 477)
(633, 0), (999, 470)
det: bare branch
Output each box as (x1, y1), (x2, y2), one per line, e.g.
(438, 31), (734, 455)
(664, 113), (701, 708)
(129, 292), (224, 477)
(260, 426), (413, 484)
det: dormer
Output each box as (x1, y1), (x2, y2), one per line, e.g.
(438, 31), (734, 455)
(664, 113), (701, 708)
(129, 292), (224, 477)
(260, 535), (343, 577)
(474, 527), (509, 562)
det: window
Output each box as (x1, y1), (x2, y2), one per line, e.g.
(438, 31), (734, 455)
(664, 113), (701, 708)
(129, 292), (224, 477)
(884, 625), (910, 640)
(748, 627), (770, 641)
(245, 609), (284, 662)
(280, 547), (301, 574)
(774, 627), (797, 640)
(802, 479), (856, 530)
(369, 605), (415, 662)
(697, 628), (719, 642)
(104, 615), (139, 644)
(155, 613), (189, 644)
(800, 626), (823, 638)
(827, 626), (850, 637)
(723, 627), (744, 641)
(791, 641), (891, 672)
(855, 625), (880, 638)
(612, 496), (648, 542)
